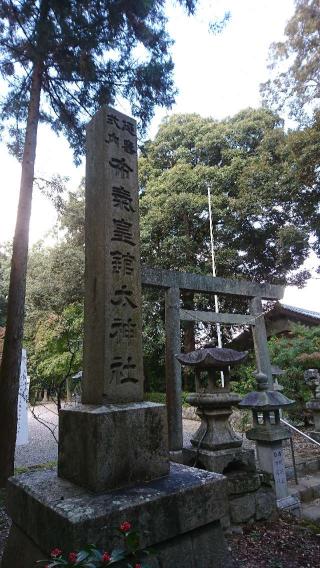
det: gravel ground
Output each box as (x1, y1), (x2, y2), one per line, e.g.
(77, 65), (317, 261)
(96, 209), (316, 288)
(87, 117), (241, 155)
(14, 403), (320, 469)
(15, 403), (60, 468)
(14, 404), (202, 468)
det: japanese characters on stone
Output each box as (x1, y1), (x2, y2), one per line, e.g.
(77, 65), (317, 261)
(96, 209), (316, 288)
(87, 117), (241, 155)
(106, 112), (141, 390)
(83, 106), (144, 404)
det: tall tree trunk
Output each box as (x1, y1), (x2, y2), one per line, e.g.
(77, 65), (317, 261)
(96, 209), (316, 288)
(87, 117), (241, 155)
(0, 62), (42, 487)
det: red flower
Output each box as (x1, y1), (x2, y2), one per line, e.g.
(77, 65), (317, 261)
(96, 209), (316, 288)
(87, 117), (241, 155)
(120, 521), (131, 532)
(51, 548), (62, 558)
(102, 551), (111, 563)
(134, 564), (142, 568)
(68, 551), (78, 563)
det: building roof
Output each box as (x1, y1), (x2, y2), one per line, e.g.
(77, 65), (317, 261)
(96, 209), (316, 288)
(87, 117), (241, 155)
(229, 302), (320, 350)
(269, 303), (320, 324)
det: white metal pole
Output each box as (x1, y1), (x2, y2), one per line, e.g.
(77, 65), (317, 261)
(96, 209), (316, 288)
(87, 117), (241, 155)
(207, 185), (224, 387)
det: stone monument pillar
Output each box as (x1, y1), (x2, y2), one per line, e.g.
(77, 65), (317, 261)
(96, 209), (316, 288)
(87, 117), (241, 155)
(57, 106), (169, 492)
(2, 107), (232, 568)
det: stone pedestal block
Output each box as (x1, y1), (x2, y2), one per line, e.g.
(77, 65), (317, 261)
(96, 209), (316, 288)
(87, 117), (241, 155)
(58, 402), (169, 492)
(309, 431), (320, 443)
(2, 464), (232, 568)
(306, 400), (320, 434)
(187, 393), (242, 451)
(183, 445), (255, 475)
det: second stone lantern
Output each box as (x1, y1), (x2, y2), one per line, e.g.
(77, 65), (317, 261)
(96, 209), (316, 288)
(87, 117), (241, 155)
(177, 344), (255, 473)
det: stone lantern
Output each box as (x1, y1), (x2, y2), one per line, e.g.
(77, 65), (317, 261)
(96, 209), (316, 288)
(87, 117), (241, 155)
(239, 371), (299, 512)
(304, 369), (320, 441)
(177, 344), (255, 473)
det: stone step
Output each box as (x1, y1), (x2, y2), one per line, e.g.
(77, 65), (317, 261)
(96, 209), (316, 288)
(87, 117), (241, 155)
(288, 473), (320, 503)
(300, 499), (320, 524)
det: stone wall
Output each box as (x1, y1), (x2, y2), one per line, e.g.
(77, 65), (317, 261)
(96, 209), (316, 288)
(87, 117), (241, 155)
(224, 472), (277, 527)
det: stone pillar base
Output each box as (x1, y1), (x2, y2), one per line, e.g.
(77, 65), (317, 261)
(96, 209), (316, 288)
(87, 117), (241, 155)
(183, 445), (256, 474)
(277, 494), (301, 517)
(58, 402), (169, 492)
(2, 464), (233, 568)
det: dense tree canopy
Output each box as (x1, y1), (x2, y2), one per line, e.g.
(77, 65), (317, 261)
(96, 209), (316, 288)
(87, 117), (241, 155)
(139, 108), (318, 286)
(261, 0), (320, 122)
(0, 0), (199, 159)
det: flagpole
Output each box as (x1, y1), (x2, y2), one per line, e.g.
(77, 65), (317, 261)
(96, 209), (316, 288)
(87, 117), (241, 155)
(207, 184), (224, 387)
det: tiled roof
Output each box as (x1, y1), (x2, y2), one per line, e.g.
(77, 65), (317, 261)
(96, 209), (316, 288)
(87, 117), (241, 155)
(278, 303), (320, 321)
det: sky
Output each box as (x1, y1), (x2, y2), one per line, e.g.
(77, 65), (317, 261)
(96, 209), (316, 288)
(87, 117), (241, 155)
(1, 0), (319, 311)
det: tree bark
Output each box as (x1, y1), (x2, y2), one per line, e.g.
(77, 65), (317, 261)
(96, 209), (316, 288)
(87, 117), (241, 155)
(0, 61), (43, 486)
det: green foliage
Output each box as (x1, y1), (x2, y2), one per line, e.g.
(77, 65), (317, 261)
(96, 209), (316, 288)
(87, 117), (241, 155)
(26, 241), (84, 318)
(144, 391), (191, 406)
(0, 243), (11, 326)
(25, 303), (83, 396)
(269, 325), (320, 422)
(144, 392), (166, 404)
(140, 109), (316, 286)
(261, 0), (320, 123)
(0, 0), (199, 162)
(231, 360), (256, 397)
(142, 290), (166, 392)
(39, 522), (152, 567)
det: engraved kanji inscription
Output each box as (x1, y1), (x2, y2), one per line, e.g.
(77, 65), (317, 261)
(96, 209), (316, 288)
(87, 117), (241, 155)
(105, 132), (120, 146)
(106, 114), (136, 137)
(110, 355), (138, 384)
(112, 186), (135, 212)
(110, 251), (135, 275)
(110, 317), (137, 343)
(122, 139), (136, 155)
(111, 218), (135, 246)
(122, 120), (135, 137)
(111, 285), (137, 309)
(107, 113), (121, 129)
(109, 157), (133, 178)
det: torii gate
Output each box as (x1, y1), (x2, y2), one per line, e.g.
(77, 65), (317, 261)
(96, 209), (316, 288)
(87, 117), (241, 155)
(141, 266), (284, 458)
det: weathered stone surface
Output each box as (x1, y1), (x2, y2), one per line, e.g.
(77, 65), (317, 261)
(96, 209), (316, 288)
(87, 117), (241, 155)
(277, 494), (301, 516)
(58, 402), (169, 491)
(145, 521), (234, 568)
(183, 445), (256, 475)
(255, 488), (277, 521)
(83, 106), (143, 405)
(141, 266), (284, 300)
(227, 472), (261, 496)
(6, 464), (228, 555)
(246, 424), (291, 443)
(229, 493), (256, 524)
(257, 442), (289, 500)
(165, 286), (183, 452)
(177, 347), (248, 368)
(1, 524), (45, 568)
(187, 394), (242, 451)
(2, 519), (233, 568)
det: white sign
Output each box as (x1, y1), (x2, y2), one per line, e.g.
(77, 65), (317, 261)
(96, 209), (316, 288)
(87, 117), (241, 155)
(16, 349), (30, 446)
